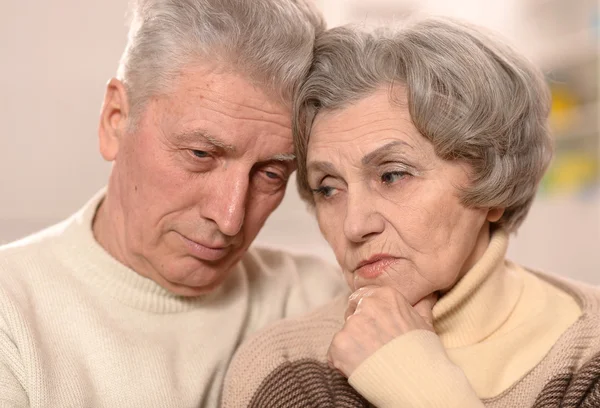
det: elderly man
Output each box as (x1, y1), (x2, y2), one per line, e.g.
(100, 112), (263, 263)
(0, 0), (344, 407)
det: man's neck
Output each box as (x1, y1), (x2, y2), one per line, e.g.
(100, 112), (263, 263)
(91, 185), (134, 274)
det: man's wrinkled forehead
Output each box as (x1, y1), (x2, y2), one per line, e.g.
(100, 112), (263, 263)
(167, 62), (292, 115)
(149, 66), (291, 127)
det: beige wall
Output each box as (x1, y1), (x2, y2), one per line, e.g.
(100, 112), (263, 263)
(0, 0), (121, 233)
(1, 0), (598, 283)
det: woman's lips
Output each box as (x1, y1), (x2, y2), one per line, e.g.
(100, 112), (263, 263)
(354, 256), (400, 279)
(178, 233), (230, 262)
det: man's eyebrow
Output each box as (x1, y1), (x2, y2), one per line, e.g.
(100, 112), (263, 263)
(268, 153), (296, 162)
(362, 141), (412, 165)
(173, 130), (236, 152)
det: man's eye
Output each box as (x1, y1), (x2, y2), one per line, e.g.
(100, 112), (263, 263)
(252, 169), (287, 193)
(381, 171), (408, 185)
(265, 171), (281, 180)
(191, 150), (210, 158)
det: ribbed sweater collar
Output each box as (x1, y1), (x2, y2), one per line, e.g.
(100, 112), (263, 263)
(432, 229), (523, 348)
(53, 189), (230, 313)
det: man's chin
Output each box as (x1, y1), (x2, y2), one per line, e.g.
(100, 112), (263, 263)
(156, 259), (233, 297)
(150, 250), (245, 296)
(160, 272), (230, 297)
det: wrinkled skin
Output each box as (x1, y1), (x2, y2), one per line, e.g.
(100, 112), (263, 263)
(306, 87), (503, 376)
(94, 65), (295, 296)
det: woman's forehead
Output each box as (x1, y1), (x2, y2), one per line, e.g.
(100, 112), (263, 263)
(309, 122), (428, 164)
(310, 89), (417, 139)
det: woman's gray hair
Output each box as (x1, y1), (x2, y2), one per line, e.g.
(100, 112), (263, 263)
(118, 0), (325, 126)
(294, 17), (553, 232)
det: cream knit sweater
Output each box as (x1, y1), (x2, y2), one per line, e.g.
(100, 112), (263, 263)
(0, 191), (345, 407)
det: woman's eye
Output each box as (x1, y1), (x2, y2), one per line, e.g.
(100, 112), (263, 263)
(191, 150), (210, 158)
(312, 186), (336, 198)
(381, 171), (407, 185)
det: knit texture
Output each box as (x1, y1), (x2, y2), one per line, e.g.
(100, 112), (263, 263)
(222, 230), (600, 407)
(0, 191), (345, 407)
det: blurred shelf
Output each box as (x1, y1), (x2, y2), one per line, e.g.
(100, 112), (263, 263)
(525, 0), (577, 9)
(552, 102), (599, 140)
(534, 27), (598, 70)
(347, 0), (415, 9)
(346, 0), (416, 21)
(523, 0), (597, 27)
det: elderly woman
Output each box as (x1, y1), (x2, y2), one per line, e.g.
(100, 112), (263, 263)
(222, 18), (600, 408)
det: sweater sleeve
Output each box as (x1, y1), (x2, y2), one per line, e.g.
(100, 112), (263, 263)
(348, 330), (484, 408)
(0, 367), (28, 407)
(532, 349), (600, 408)
(0, 329), (28, 407)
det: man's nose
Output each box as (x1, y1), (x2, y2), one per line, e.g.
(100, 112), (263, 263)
(343, 186), (385, 243)
(204, 173), (248, 237)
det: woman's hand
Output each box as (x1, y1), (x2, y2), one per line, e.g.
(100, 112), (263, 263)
(327, 286), (437, 378)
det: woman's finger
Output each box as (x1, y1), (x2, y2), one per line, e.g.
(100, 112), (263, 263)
(344, 286), (376, 320)
(412, 292), (438, 328)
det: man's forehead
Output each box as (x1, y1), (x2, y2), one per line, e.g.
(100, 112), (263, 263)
(158, 84), (292, 136)
(153, 66), (294, 160)
(173, 64), (290, 113)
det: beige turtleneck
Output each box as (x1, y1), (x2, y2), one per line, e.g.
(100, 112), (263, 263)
(348, 229), (581, 407)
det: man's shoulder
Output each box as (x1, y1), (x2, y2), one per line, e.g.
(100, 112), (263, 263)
(0, 219), (71, 294)
(238, 246), (346, 321)
(242, 246), (340, 278)
(1, 221), (67, 265)
(0, 192), (100, 275)
(241, 246), (344, 294)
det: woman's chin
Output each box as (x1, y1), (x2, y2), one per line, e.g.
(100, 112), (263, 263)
(350, 274), (433, 306)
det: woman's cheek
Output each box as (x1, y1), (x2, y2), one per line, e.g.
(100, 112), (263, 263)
(316, 207), (340, 242)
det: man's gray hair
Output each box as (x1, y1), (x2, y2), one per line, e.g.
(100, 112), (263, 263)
(118, 0), (325, 125)
(294, 17), (553, 232)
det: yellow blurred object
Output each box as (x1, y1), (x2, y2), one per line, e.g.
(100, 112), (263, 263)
(542, 152), (599, 195)
(549, 85), (580, 133)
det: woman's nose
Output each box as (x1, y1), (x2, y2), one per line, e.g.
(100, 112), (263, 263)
(343, 189), (385, 243)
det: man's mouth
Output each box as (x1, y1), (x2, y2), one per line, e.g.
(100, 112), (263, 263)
(178, 233), (231, 262)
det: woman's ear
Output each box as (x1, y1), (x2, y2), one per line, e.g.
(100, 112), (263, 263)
(98, 78), (130, 162)
(487, 208), (505, 223)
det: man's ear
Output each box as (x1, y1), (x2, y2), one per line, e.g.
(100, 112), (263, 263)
(98, 78), (130, 161)
(487, 207), (505, 223)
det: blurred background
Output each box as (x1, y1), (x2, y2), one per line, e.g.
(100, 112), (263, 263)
(1, 0), (598, 282)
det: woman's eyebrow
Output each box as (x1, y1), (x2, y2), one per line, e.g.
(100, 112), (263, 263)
(361, 141), (413, 165)
(307, 161), (338, 176)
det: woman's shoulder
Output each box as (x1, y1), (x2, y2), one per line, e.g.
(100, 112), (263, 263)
(222, 293), (371, 408)
(527, 268), (600, 315)
(493, 269), (600, 407)
(526, 267), (600, 363)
